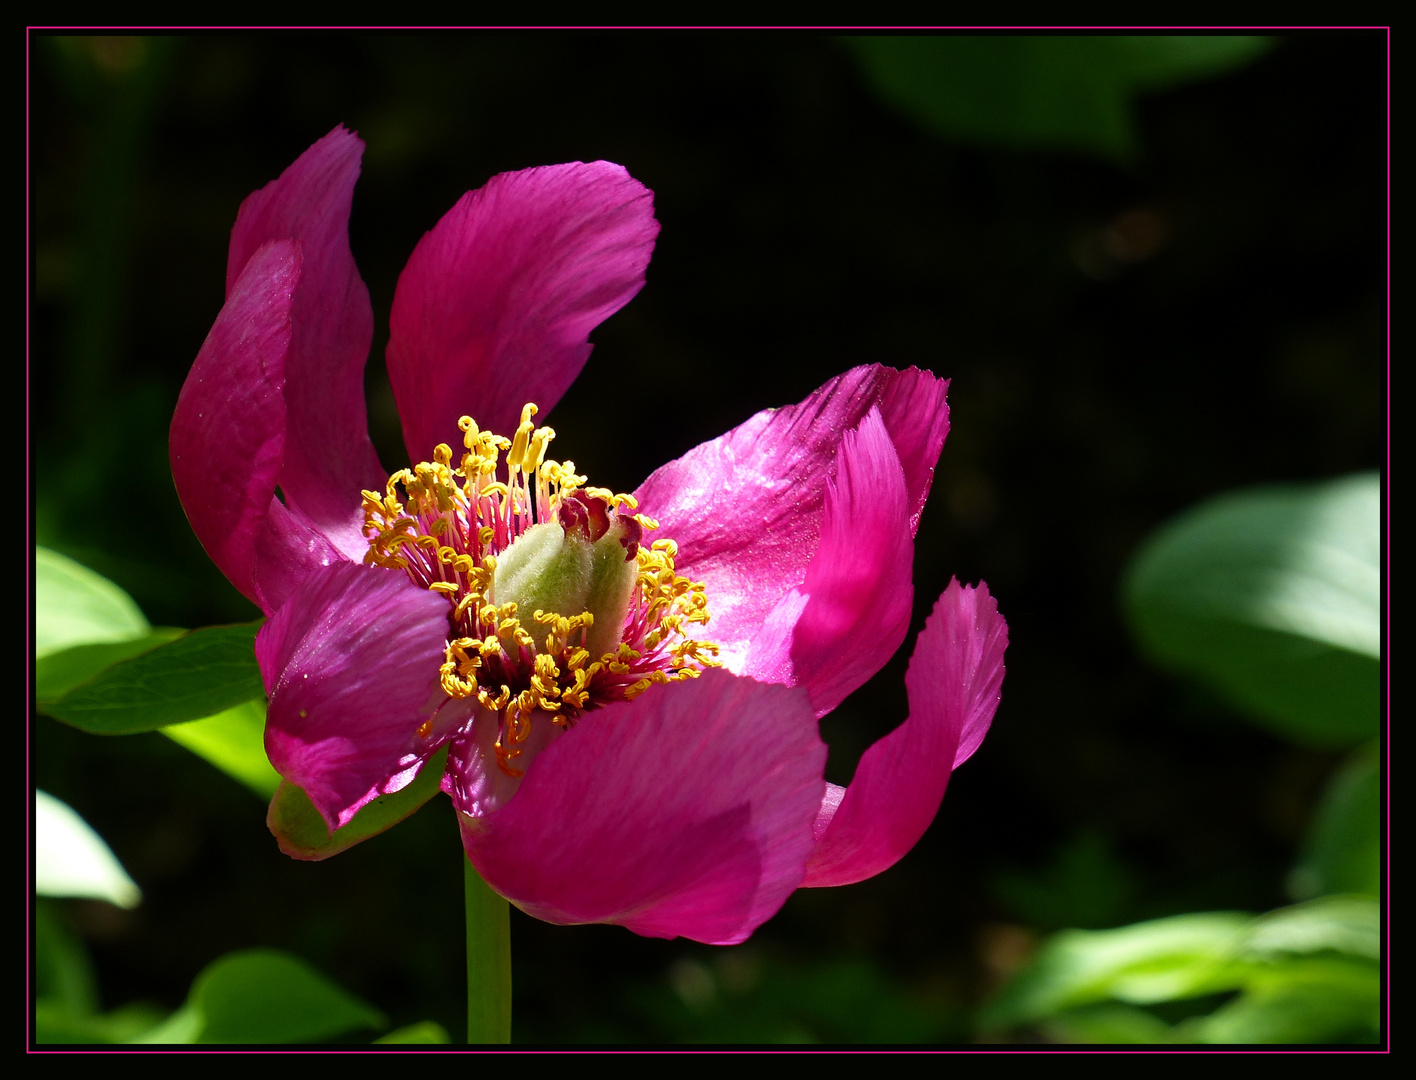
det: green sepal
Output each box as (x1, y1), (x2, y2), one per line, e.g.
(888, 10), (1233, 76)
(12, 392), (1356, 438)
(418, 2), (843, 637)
(267, 744), (450, 860)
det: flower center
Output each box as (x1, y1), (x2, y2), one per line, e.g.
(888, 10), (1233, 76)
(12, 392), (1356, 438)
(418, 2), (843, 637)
(361, 404), (720, 776)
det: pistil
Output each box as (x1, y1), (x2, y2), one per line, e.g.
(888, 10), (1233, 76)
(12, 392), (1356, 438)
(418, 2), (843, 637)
(361, 403), (720, 775)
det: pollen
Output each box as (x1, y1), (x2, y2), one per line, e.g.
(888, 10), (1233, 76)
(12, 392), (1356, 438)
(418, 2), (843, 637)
(362, 404), (720, 777)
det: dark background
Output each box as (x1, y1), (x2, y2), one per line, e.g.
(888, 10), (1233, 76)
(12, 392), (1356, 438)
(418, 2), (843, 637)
(30, 33), (1385, 1042)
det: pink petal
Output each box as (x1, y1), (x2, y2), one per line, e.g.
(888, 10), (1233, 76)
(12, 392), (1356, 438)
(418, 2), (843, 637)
(456, 670), (826, 946)
(634, 365), (948, 675)
(385, 162), (658, 462)
(744, 408), (914, 715)
(440, 707), (564, 819)
(257, 561), (454, 832)
(229, 125), (386, 561)
(249, 497), (345, 617)
(801, 579), (1007, 888)
(170, 240), (300, 608)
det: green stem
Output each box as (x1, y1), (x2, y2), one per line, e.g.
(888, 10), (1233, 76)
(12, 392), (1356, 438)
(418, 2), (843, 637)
(464, 856), (512, 1043)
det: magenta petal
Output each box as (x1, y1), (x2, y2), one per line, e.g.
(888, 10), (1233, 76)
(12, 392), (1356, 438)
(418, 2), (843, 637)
(257, 562), (453, 832)
(635, 365), (948, 674)
(249, 498), (345, 616)
(745, 408), (914, 715)
(386, 162), (659, 461)
(229, 125), (385, 560)
(457, 671), (826, 945)
(170, 240), (301, 608)
(801, 579), (1007, 888)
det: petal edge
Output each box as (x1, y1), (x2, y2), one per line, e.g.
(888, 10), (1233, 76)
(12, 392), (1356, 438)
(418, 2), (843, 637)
(801, 579), (1006, 888)
(258, 562), (454, 832)
(387, 161), (659, 461)
(458, 671), (826, 945)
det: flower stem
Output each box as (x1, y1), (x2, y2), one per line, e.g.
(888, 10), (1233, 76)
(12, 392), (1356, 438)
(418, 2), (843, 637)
(464, 856), (511, 1043)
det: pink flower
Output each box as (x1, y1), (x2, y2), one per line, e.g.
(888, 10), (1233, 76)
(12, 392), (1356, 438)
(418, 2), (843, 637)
(170, 126), (1007, 946)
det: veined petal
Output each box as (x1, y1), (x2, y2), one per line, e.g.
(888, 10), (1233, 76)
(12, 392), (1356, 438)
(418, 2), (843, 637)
(635, 365), (948, 674)
(229, 125), (385, 560)
(801, 579), (1007, 888)
(257, 562), (454, 833)
(386, 162), (658, 462)
(744, 408), (914, 715)
(170, 240), (300, 609)
(456, 670), (826, 946)
(250, 497), (345, 617)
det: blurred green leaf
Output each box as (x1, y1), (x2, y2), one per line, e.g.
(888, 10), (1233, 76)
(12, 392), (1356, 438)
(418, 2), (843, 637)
(40, 621), (265, 734)
(376, 1021), (453, 1043)
(35, 790), (141, 907)
(984, 898), (1382, 1043)
(129, 1005), (205, 1044)
(35, 900), (98, 1019)
(1290, 743), (1380, 899)
(267, 745), (450, 861)
(34, 900), (168, 1045)
(35, 628), (186, 702)
(1244, 896), (1379, 962)
(35, 545), (150, 658)
(1124, 472), (1379, 746)
(35, 1000), (169, 1045)
(134, 949), (385, 1044)
(1042, 1003), (1178, 1044)
(1185, 957), (1380, 1044)
(843, 36), (1270, 160)
(161, 699), (280, 799)
(980, 912), (1251, 1030)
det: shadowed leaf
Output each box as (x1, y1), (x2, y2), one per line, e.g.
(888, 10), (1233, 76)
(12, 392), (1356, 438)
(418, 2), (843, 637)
(1125, 473), (1379, 746)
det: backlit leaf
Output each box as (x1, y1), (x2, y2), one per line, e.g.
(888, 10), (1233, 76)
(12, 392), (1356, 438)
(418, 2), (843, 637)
(162, 700), (280, 799)
(35, 546), (150, 658)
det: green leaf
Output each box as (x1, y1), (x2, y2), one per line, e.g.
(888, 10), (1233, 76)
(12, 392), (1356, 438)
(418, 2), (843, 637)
(1124, 472), (1379, 746)
(979, 912), (1252, 1030)
(162, 700), (280, 799)
(1043, 1003), (1178, 1044)
(1186, 957), (1380, 1044)
(1290, 743), (1380, 899)
(35, 629), (186, 704)
(35, 546), (150, 658)
(134, 949), (385, 1044)
(40, 621), (265, 734)
(375, 1021), (452, 1044)
(35, 790), (141, 908)
(267, 744), (450, 861)
(127, 1005), (203, 1044)
(984, 899), (1384, 1043)
(35, 1000), (169, 1045)
(843, 36), (1270, 161)
(1242, 896), (1380, 962)
(34, 900), (98, 1018)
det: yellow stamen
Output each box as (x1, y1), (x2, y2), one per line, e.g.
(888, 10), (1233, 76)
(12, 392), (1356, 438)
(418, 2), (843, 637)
(364, 402), (721, 778)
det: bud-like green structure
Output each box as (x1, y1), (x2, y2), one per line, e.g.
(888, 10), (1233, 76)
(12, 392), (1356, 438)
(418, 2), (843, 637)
(491, 492), (642, 659)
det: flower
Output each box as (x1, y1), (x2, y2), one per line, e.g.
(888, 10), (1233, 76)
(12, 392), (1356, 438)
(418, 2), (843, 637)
(170, 126), (1008, 946)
